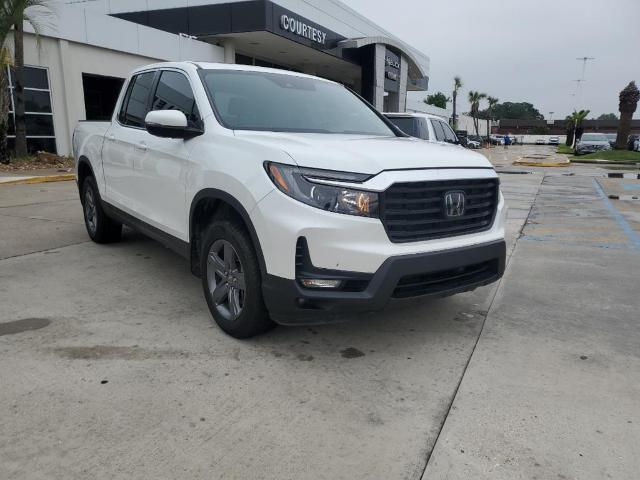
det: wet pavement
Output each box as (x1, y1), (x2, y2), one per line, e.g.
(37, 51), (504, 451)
(1, 146), (638, 479)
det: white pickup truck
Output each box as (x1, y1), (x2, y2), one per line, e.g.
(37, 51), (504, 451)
(73, 62), (506, 338)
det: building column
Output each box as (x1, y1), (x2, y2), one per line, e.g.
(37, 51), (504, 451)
(397, 55), (409, 112)
(221, 39), (235, 64)
(373, 44), (385, 111)
(58, 39), (76, 156)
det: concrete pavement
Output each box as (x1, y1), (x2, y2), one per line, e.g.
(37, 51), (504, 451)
(1, 146), (639, 479)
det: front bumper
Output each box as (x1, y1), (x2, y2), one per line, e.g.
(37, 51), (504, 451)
(262, 239), (506, 325)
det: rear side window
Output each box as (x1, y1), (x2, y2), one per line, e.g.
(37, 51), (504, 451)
(431, 119), (446, 141)
(119, 71), (156, 128)
(440, 121), (458, 143)
(151, 71), (201, 127)
(388, 117), (418, 137)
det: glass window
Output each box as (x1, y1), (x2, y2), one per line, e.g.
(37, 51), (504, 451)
(200, 70), (395, 136)
(440, 121), (458, 143)
(388, 117), (418, 137)
(10, 66), (49, 89)
(5, 65), (56, 153)
(26, 115), (55, 136)
(26, 138), (57, 154)
(431, 119), (446, 141)
(121, 71), (155, 128)
(151, 71), (200, 126)
(12, 89), (52, 113)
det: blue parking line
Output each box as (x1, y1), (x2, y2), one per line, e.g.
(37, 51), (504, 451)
(592, 178), (640, 250)
(623, 184), (640, 190)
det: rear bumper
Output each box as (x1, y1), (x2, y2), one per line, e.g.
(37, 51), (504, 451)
(262, 239), (506, 325)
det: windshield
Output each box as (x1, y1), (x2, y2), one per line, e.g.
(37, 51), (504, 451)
(200, 70), (395, 136)
(581, 134), (608, 142)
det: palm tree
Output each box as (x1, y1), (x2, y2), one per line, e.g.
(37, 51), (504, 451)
(468, 90), (487, 136)
(451, 76), (463, 130)
(486, 96), (498, 145)
(615, 81), (639, 149)
(564, 109), (590, 147)
(0, 0), (53, 159)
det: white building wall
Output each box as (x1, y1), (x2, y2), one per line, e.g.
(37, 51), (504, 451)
(10, 2), (224, 155)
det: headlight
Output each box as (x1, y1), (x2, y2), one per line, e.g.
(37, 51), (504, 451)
(265, 162), (379, 218)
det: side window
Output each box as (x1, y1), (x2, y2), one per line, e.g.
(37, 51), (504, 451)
(441, 121), (458, 143)
(119, 71), (155, 128)
(151, 71), (200, 127)
(431, 119), (445, 141)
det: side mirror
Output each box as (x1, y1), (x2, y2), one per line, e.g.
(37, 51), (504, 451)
(145, 110), (203, 139)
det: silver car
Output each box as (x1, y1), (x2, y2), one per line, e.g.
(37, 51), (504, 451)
(575, 133), (611, 155)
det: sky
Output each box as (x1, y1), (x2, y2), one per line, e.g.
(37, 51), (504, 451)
(343, 0), (640, 119)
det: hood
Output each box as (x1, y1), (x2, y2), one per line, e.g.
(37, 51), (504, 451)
(233, 131), (492, 174)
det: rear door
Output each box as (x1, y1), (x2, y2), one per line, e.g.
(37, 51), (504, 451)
(102, 71), (157, 209)
(128, 69), (202, 240)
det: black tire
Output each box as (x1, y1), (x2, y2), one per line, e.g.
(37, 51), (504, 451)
(200, 218), (275, 338)
(81, 176), (122, 243)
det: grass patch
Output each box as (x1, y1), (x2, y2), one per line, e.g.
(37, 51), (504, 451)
(571, 150), (640, 162)
(556, 145), (574, 155)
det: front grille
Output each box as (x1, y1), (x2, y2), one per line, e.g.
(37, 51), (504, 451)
(380, 178), (499, 242)
(392, 260), (498, 299)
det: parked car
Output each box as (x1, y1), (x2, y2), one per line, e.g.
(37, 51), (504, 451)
(466, 135), (482, 149)
(575, 133), (612, 155)
(604, 133), (617, 148)
(548, 137), (560, 145)
(73, 62), (506, 338)
(535, 138), (546, 145)
(384, 112), (462, 147)
(489, 135), (504, 145)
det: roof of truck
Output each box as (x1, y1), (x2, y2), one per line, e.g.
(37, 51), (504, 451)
(130, 61), (337, 84)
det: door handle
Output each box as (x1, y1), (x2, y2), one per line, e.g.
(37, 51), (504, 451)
(134, 142), (148, 152)
(106, 134), (116, 142)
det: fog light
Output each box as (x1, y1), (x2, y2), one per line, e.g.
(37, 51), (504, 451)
(299, 278), (343, 289)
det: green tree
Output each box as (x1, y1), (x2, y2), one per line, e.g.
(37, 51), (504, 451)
(479, 101), (544, 120)
(468, 90), (487, 136)
(0, 0), (53, 160)
(616, 81), (639, 149)
(597, 113), (618, 121)
(451, 76), (462, 129)
(564, 109), (590, 147)
(423, 92), (450, 109)
(485, 96), (498, 141)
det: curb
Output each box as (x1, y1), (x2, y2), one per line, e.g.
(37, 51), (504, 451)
(571, 159), (640, 166)
(0, 173), (76, 186)
(512, 161), (569, 168)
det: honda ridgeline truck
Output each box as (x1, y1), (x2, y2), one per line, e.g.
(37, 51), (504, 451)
(73, 62), (506, 338)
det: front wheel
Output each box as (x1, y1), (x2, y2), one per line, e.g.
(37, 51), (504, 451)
(200, 219), (275, 338)
(81, 176), (122, 243)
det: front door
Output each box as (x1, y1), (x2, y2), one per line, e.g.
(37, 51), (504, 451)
(128, 69), (202, 241)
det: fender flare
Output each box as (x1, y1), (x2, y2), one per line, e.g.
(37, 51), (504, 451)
(189, 189), (267, 277)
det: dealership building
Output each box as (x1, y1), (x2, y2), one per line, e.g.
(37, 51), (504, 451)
(8, 0), (430, 155)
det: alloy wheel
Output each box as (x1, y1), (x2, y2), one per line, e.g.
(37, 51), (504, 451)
(206, 239), (246, 321)
(84, 188), (97, 234)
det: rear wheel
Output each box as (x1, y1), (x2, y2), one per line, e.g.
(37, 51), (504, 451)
(200, 219), (275, 338)
(81, 176), (122, 243)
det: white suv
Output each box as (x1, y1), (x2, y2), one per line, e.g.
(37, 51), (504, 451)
(74, 62), (507, 338)
(384, 112), (460, 146)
